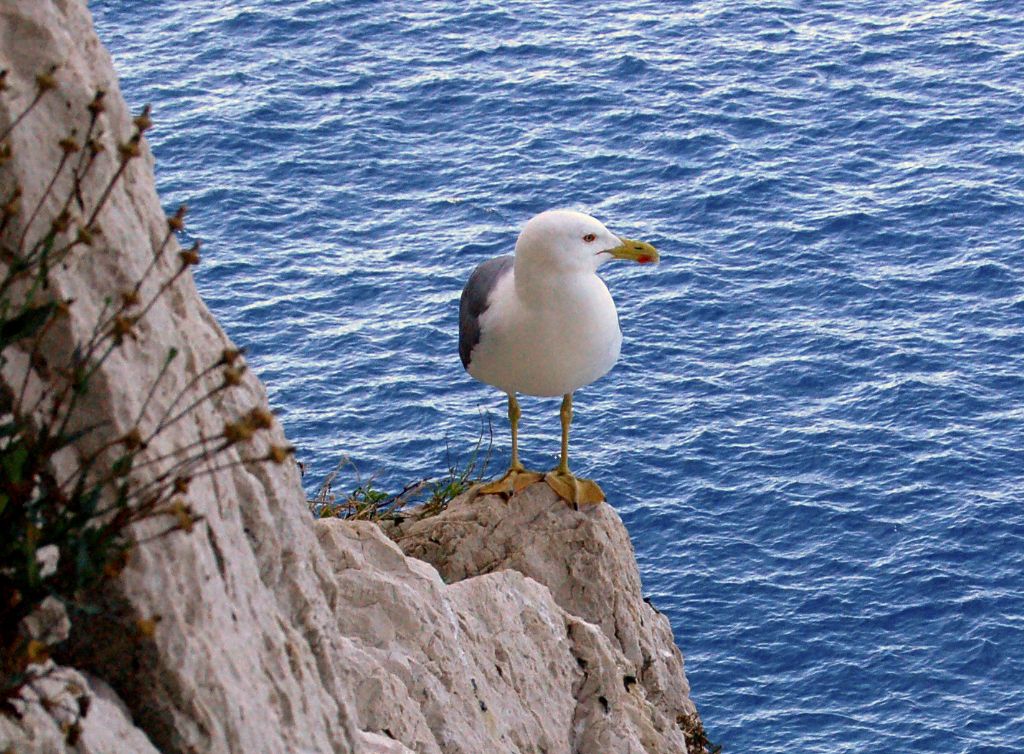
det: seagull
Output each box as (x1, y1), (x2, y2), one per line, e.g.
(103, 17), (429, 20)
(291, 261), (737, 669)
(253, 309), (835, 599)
(459, 209), (658, 505)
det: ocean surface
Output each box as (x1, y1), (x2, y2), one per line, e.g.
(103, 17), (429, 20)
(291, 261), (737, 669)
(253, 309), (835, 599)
(91, 2), (1024, 751)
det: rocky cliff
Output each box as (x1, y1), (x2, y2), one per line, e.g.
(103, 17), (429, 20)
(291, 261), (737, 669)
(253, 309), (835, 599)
(0, 2), (701, 752)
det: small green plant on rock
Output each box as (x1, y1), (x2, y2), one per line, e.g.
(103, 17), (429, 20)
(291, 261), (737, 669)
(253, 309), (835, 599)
(308, 457), (421, 521)
(309, 423), (492, 522)
(419, 432), (491, 517)
(0, 66), (292, 721)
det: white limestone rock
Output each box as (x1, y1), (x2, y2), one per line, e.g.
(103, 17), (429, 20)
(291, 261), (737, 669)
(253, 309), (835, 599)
(391, 483), (699, 746)
(316, 517), (693, 754)
(0, 667), (161, 754)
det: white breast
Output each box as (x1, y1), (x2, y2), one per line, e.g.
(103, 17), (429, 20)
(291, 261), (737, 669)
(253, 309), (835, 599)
(468, 269), (622, 397)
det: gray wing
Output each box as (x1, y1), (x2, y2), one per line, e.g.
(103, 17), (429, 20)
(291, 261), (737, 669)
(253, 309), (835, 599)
(459, 255), (514, 370)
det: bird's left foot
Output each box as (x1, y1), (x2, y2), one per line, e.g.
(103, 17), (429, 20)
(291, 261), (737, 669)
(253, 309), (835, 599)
(544, 470), (605, 507)
(479, 467), (545, 498)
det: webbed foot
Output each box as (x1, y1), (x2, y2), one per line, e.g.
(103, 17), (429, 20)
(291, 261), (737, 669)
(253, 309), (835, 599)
(544, 470), (605, 507)
(479, 466), (545, 498)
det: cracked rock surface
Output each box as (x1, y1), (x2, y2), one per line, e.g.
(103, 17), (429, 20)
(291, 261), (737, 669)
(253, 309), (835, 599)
(391, 483), (699, 749)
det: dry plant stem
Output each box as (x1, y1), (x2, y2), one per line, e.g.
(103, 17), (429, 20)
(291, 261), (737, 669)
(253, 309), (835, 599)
(54, 441), (114, 491)
(17, 149), (70, 252)
(149, 381), (229, 443)
(93, 228), (180, 339)
(62, 356), (228, 490)
(41, 246), (190, 444)
(93, 492), (179, 533)
(57, 124), (99, 218)
(396, 479), (429, 505)
(89, 262), (187, 357)
(64, 146), (98, 221)
(366, 478), (429, 518)
(129, 264), (188, 325)
(12, 127), (138, 300)
(52, 340), (117, 440)
(0, 231), (79, 301)
(19, 304), (101, 420)
(54, 419), (211, 492)
(128, 442), (235, 500)
(1, 86), (256, 706)
(0, 123), (103, 293)
(119, 453), (267, 515)
(0, 87), (48, 142)
(127, 228), (175, 300)
(314, 456), (347, 501)
(71, 106), (100, 180)
(148, 360), (223, 433)
(0, 128), (108, 331)
(84, 156), (130, 230)
(14, 305), (61, 410)
(39, 258), (153, 433)
(132, 348), (177, 426)
(0, 236), (45, 304)
(128, 432), (232, 472)
(29, 326), (113, 467)
(134, 520), (204, 546)
(0, 214), (11, 239)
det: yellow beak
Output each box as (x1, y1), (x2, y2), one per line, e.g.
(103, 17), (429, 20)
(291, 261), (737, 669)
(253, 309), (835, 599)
(603, 237), (659, 265)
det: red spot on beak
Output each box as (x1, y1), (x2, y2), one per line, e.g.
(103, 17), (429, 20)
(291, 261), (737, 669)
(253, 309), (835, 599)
(637, 255), (653, 264)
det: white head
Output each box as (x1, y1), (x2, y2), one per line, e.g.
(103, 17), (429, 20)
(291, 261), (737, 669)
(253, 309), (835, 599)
(514, 209), (658, 275)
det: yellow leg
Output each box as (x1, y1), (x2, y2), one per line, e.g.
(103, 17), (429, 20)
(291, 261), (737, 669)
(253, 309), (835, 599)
(557, 393), (572, 473)
(509, 393), (524, 471)
(479, 393), (543, 497)
(545, 393), (605, 507)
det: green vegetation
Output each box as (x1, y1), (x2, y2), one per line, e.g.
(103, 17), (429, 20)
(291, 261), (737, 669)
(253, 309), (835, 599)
(0, 66), (289, 723)
(309, 427), (492, 522)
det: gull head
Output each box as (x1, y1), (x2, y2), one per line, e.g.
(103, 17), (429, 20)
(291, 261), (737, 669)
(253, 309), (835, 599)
(514, 209), (659, 275)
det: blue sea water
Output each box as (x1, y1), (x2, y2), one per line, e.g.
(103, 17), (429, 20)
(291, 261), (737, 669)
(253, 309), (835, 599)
(91, 2), (1024, 751)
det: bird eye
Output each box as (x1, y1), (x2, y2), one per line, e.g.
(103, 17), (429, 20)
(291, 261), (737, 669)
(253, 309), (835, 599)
(582, 233), (597, 243)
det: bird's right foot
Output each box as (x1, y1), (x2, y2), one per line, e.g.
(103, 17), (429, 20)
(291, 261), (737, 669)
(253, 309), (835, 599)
(478, 466), (545, 498)
(544, 469), (605, 508)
